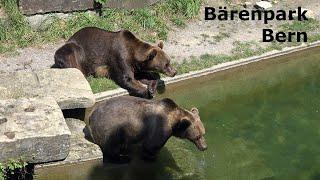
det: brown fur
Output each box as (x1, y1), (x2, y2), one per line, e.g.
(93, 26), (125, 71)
(89, 96), (207, 163)
(52, 27), (176, 99)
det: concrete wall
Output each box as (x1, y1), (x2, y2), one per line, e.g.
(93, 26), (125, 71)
(19, 0), (160, 15)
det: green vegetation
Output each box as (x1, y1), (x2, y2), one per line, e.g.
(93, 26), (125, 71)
(0, 0), (201, 54)
(213, 32), (230, 42)
(95, 0), (109, 4)
(88, 76), (118, 93)
(279, 19), (320, 46)
(280, 19), (320, 32)
(0, 163), (5, 180)
(0, 159), (31, 180)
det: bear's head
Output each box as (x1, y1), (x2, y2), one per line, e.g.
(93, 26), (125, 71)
(143, 41), (177, 77)
(172, 107), (207, 151)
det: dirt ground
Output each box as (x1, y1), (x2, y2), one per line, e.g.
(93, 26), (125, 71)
(0, 0), (319, 74)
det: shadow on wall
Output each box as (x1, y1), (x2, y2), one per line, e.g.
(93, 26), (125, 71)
(62, 108), (86, 120)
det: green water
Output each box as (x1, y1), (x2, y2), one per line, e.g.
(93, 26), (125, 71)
(36, 47), (320, 180)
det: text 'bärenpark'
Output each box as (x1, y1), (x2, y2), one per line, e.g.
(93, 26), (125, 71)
(205, 7), (310, 42)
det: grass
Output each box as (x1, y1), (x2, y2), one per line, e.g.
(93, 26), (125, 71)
(213, 32), (230, 42)
(280, 19), (320, 32)
(0, 159), (32, 180)
(279, 19), (320, 46)
(87, 76), (118, 93)
(0, 0), (202, 54)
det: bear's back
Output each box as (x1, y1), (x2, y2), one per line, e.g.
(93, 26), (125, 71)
(89, 96), (153, 130)
(68, 27), (120, 53)
(89, 96), (157, 145)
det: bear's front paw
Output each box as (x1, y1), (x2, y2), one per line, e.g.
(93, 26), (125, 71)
(156, 79), (165, 94)
(141, 89), (154, 99)
(147, 81), (157, 96)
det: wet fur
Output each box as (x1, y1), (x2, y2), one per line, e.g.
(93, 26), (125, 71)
(89, 96), (206, 163)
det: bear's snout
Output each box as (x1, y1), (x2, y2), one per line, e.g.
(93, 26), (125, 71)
(194, 137), (207, 151)
(165, 67), (177, 77)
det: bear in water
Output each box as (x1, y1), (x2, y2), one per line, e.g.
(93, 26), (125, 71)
(52, 27), (176, 99)
(89, 96), (207, 163)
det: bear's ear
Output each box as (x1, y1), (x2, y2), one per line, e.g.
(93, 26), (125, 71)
(147, 48), (157, 62)
(173, 119), (191, 133)
(160, 98), (177, 109)
(191, 107), (199, 115)
(158, 41), (164, 49)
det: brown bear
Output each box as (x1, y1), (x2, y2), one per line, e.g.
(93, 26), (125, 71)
(89, 96), (207, 163)
(52, 27), (177, 99)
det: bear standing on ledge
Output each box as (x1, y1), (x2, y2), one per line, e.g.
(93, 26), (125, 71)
(52, 27), (177, 99)
(89, 96), (207, 163)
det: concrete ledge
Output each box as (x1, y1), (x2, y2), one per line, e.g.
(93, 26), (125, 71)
(19, 0), (94, 15)
(0, 68), (95, 110)
(0, 97), (71, 163)
(95, 41), (320, 102)
(35, 118), (102, 169)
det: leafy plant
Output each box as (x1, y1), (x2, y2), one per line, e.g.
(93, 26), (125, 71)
(95, 0), (109, 4)
(0, 163), (5, 180)
(0, 159), (31, 179)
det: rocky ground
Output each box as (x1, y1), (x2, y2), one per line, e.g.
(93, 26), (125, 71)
(0, 0), (319, 73)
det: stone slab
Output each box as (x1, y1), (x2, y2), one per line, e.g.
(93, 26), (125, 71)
(36, 118), (102, 168)
(19, 0), (94, 15)
(0, 68), (95, 109)
(0, 97), (71, 163)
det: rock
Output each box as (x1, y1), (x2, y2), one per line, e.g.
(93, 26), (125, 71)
(255, 1), (273, 10)
(0, 68), (95, 109)
(0, 97), (71, 163)
(26, 12), (97, 29)
(36, 118), (102, 168)
(18, 0), (161, 14)
(26, 13), (71, 29)
(293, 8), (316, 19)
(18, 0), (94, 15)
(0, 6), (6, 19)
(61, 118), (102, 163)
(243, 2), (253, 8)
(26, 14), (50, 29)
(104, 0), (159, 9)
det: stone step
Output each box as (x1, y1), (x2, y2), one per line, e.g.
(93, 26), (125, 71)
(35, 118), (102, 168)
(0, 97), (71, 163)
(0, 68), (95, 110)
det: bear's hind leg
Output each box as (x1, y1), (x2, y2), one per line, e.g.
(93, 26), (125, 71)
(103, 143), (131, 164)
(102, 130), (132, 164)
(94, 65), (110, 78)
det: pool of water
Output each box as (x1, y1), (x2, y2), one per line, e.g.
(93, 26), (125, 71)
(36, 46), (320, 180)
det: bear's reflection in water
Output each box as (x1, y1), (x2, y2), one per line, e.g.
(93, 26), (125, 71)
(87, 147), (191, 180)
